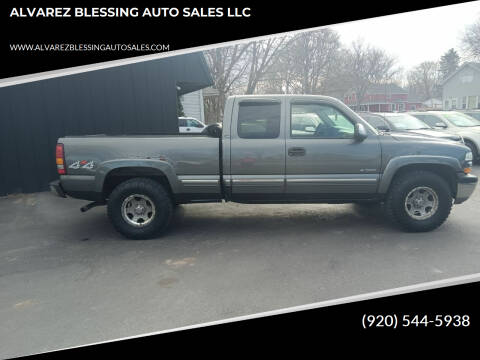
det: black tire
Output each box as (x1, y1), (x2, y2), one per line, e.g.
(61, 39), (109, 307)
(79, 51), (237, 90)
(464, 140), (479, 164)
(384, 170), (452, 232)
(107, 178), (173, 239)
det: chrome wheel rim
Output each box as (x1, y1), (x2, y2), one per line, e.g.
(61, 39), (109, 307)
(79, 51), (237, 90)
(404, 186), (439, 220)
(121, 194), (156, 227)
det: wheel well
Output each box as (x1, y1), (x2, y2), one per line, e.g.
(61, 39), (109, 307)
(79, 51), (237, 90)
(389, 164), (457, 197)
(463, 138), (479, 156)
(102, 167), (174, 200)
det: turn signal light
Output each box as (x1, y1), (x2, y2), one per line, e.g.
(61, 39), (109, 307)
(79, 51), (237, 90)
(464, 167), (472, 174)
(56, 143), (66, 175)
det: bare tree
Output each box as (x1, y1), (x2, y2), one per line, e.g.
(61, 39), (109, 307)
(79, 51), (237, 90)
(344, 40), (399, 108)
(287, 29), (343, 94)
(244, 37), (290, 94)
(203, 44), (251, 123)
(462, 17), (480, 61)
(407, 61), (441, 101)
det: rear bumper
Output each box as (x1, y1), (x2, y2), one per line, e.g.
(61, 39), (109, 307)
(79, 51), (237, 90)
(49, 180), (66, 198)
(455, 173), (478, 204)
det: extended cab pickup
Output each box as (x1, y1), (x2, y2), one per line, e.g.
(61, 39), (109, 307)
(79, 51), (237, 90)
(50, 95), (478, 239)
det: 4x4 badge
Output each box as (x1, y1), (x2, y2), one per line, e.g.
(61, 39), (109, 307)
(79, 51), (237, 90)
(69, 160), (95, 169)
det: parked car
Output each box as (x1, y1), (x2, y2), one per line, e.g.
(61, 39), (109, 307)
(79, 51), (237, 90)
(50, 95), (477, 239)
(459, 110), (480, 122)
(357, 112), (464, 144)
(178, 117), (206, 133)
(410, 111), (480, 163)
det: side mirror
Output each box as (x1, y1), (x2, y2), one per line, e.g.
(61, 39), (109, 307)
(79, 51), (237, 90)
(435, 122), (447, 128)
(354, 123), (368, 141)
(201, 123), (223, 138)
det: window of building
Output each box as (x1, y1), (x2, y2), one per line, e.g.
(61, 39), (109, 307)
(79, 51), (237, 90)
(462, 96), (467, 109)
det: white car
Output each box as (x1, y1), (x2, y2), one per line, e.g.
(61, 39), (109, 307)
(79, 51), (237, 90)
(410, 111), (480, 163)
(178, 117), (206, 133)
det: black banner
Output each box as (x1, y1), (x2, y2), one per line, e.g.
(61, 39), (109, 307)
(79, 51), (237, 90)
(0, 0), (467, 78)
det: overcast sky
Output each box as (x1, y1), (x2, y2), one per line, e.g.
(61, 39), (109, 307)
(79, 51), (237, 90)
(331, 1), (480, 71)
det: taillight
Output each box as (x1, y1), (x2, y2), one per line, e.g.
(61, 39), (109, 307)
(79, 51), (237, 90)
(56, 143), (66, 175)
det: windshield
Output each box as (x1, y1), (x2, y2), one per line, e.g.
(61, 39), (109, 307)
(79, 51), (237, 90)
(383, 114), (431, 130)
(443, 112), (480, 127)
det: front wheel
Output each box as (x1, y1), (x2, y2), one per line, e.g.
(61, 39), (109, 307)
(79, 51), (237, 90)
(384, 170), (453, 232)
(464, 140), (479, 164)
(107, 178), (173, 239)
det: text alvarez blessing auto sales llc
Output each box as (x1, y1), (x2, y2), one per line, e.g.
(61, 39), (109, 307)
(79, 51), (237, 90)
(9, 7), (252, 18)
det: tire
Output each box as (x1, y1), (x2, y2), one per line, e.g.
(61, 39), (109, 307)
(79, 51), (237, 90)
(464, 140), (479, 164)
(107, 178), (173, 239)
(384, 170), (452, 232)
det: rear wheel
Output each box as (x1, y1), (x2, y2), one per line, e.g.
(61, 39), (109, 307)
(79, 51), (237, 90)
(107, 178), (173, 239)
(384, 170), (453, 232)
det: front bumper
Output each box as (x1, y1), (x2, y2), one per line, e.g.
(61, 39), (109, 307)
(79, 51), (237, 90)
(49, 180), (66, 198)
(455, 173), (478, 204)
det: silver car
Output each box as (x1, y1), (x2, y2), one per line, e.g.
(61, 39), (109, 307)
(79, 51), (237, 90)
(410, 111), (480, 162)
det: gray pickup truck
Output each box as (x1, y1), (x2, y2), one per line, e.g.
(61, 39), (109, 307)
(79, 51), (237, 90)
(50, 95), (478, 239)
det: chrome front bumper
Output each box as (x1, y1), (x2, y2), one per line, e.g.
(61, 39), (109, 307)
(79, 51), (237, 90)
(455, 174), (478, 204)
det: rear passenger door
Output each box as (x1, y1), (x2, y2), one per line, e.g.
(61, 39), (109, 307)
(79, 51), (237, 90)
(229, 98), (286, 200)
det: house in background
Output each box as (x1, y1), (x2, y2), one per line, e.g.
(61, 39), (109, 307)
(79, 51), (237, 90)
(442, 62), (480, 110)
(343, 83), (422, 112)
(422, 98), (443, 110)
(180, 89), (205, 123)
(180, 87), (219, 124)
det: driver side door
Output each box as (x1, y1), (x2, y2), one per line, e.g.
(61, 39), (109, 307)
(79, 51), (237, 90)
(285, 99), (381, 199)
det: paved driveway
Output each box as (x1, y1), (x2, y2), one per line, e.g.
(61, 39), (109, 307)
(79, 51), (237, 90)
(1, 166), (479, 357)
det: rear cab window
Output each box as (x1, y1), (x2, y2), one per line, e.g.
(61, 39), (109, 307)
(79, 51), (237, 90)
(237, 101), (281, 139)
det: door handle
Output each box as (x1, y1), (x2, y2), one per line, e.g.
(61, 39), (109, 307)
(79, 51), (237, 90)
(288, 147), (306, 156)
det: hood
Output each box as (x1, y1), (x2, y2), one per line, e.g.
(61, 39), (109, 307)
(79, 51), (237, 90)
(386, 131), (460, 143)
(406, 129), (462, 142)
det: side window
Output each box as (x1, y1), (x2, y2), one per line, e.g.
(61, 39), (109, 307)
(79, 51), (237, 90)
(291, 103), (355, 139)
(237, 101), (281, 139)
(178, 118), (187, 127)
(193, 120), (204, 128)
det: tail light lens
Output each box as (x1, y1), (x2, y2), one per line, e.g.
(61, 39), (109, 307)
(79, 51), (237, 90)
(56, 143), (66, 175)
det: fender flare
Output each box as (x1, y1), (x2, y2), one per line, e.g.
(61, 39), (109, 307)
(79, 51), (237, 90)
(94, 159), (180, 194)
(378, 155), (462, 194)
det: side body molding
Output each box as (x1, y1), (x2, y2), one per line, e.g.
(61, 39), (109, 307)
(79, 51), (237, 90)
(93, 159), (180, 194)
(378, 155), (463, 194)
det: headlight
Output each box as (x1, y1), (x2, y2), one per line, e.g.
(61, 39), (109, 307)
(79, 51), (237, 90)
(466, 151), (473, 161)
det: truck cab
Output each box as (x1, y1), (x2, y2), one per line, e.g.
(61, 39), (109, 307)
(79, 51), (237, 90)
(222, 95), (381, 203)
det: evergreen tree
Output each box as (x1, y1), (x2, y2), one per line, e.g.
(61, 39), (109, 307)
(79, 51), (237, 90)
(439, 48), (460, 81)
